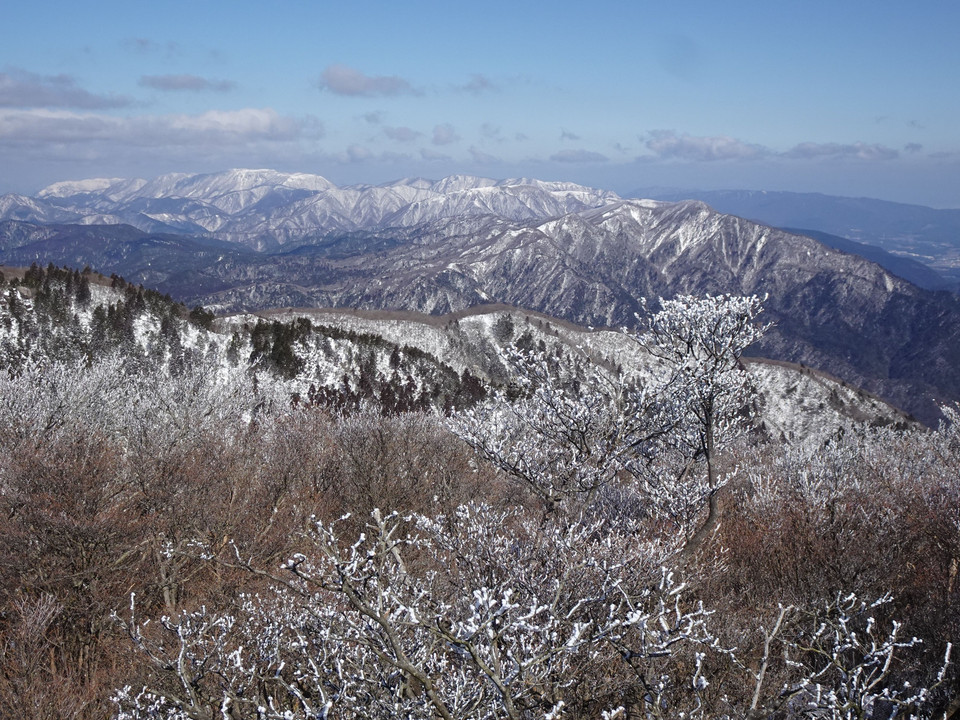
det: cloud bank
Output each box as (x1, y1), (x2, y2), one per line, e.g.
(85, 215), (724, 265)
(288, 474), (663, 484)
(784, 141), (899, 161)
(644, 130), (767, 162)
(0, 107), (318, 147)
(641, 131), (902, 164)
(0, 69), (130, 109)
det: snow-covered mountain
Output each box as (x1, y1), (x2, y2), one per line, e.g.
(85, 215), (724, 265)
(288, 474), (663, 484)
(13, 169), (622, 251)
(3, 169), (960, 424)
(635, 187), (960, 288)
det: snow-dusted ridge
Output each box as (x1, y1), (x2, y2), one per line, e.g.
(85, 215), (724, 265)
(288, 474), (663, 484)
(37, 177), (133, 199)
(16, 169), (626, 248)
(254, 303), (916, 445)
(1, 262), (908, 451)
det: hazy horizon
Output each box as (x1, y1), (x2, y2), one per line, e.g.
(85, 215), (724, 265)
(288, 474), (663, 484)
(3, 1), (959, 208)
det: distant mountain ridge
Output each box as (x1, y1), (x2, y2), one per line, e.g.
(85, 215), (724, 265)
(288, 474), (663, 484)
(2, 169), (960, 424)
(5, 169), (622, 250)
(779, 227), (949, 291)
(633, 187), (960, 288)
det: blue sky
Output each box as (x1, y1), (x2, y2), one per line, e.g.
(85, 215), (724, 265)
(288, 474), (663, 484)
(2, 0), (958, 206)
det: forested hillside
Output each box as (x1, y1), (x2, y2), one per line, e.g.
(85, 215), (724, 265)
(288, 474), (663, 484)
(0, 263), (487, 414)
(0, 265), (956, 719)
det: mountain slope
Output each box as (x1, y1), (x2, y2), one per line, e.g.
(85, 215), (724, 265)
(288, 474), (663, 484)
(177, 200), (960, 423)
(0, 265), (913, 446)
(2, 170), (960, 423)
(634, 188), (960, 285)
(780, 227), (950, 290)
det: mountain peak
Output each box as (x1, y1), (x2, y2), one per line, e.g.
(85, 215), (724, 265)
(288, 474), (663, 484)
(429, 175), (498, 194)
(38, 177), (135, 199)
(383, 177), (435, 190)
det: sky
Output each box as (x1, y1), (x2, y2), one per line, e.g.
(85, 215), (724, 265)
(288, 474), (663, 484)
(1, 0), (959, 207)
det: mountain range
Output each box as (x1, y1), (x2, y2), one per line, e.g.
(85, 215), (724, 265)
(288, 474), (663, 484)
(2, 168), (959, 424)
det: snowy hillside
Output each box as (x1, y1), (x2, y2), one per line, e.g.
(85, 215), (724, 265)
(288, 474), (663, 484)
(0, 264), (912, 444)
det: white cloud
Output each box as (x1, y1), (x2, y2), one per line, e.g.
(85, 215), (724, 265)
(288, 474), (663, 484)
(481, 123), (503, 141)
(641, 130), (904, 165)
(643, 130), (767, 162)
(123, 38), (181, 58)
(420, 148), (451, 161)
(346, 144), (373, 161)
(0, 68), (130, 109)
(784, 141), (899, 161)
(469, 146), (499, 163)
(550, 149), (609, 163)
(383, 126), (421, 143)
(0, 107), (319, 147)
(459, 74), (496, 94)
(329, 145), (415, 165)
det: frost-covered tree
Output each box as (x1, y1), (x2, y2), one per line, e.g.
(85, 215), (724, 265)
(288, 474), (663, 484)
(636, 294), (766, 483)
(114, 503), (724, 720)
(448, 343), (665, 514)
(114, 497), (954, 720)
(781, 594), (951, 720)
(448, 294), (767, 549)
(732, 594), (952, 720)
(637, 294), (767, 557)
(2, 275), (955, 718)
